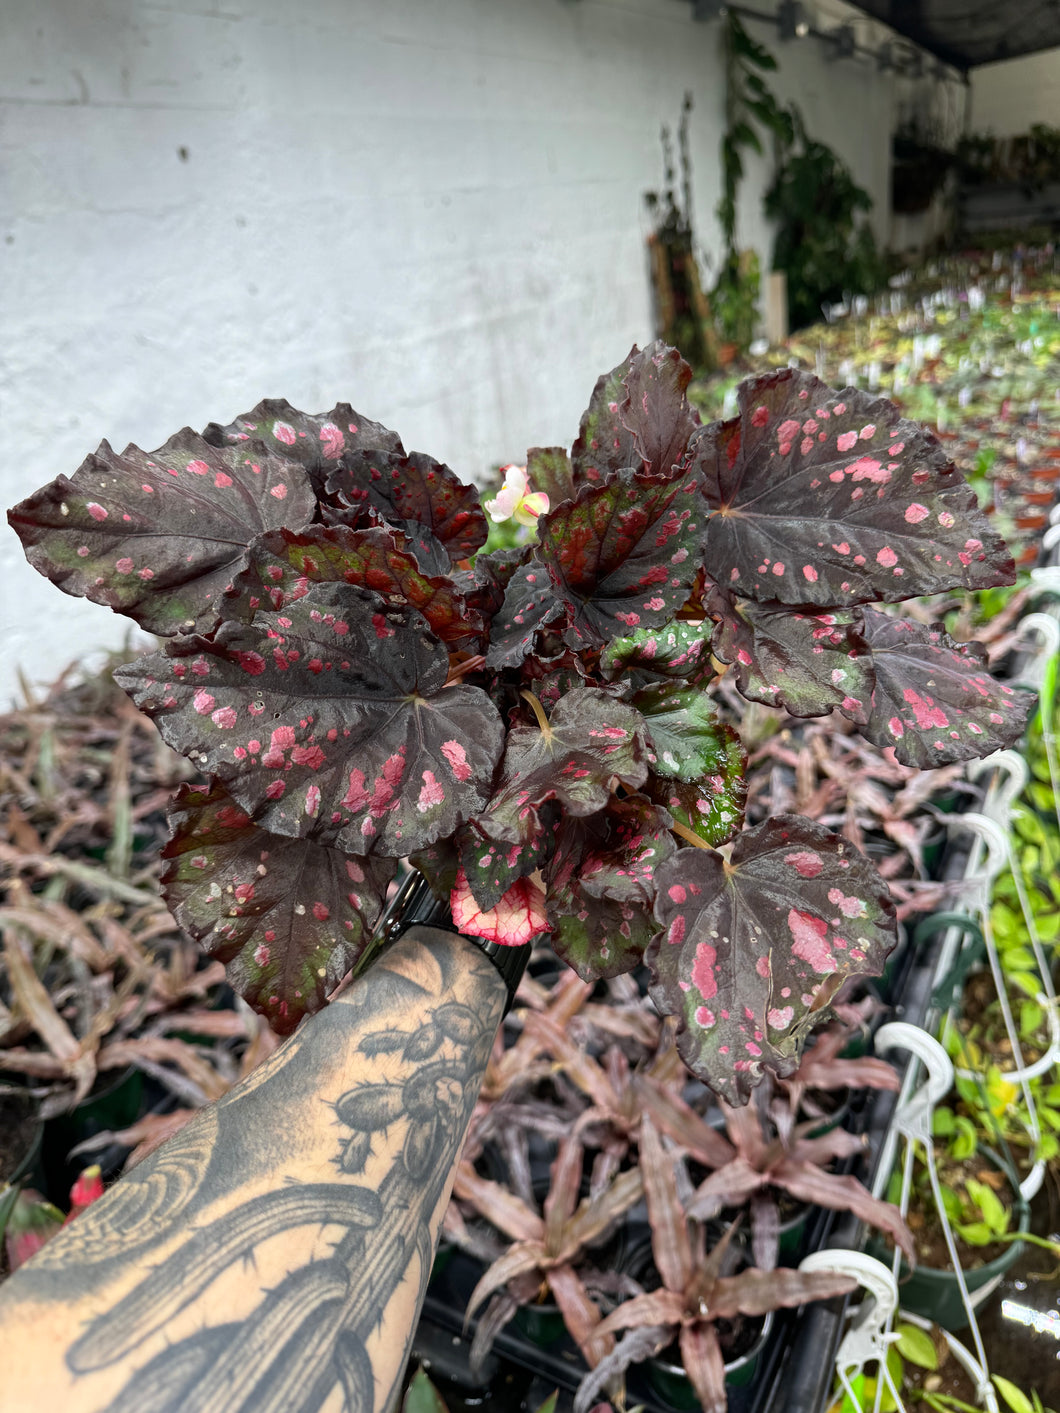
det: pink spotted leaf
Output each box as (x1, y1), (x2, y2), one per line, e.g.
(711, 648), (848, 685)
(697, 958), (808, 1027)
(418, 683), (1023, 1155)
(459, 805), (560, 913)
(324, 449), (487, 567)
(570, 349), (639, 486)
(539, 467), (705, 651)
(162, 782), (394, 1033)
(859, 609), (1035, 767)
(480, 689), (650, 848)
(8, 431), (315, 636)
(695, 368), (1014, 606)
(599, 617), (714, 684)
(527, 446), (576, 511)
(484, 557), (571, 671)
(224, 524), (484, 649)
(619, 342), (700, 479)
(202, 397), (404, 497)
(708, 590), (875, 724)
(545, 795), (673, 980)
(115, 583), (504, 857)
(648, 815), (897, 1104)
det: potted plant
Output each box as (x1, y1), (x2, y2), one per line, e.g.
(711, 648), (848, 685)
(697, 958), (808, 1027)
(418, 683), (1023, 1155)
(6, 342), (1032, 1121)
(570, 1114), (860, 1413)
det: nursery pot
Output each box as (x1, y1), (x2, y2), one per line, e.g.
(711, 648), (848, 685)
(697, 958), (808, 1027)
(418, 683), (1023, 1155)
(41, 1065), (143, 1201)
(870, 1150), (1030, 1333)
(645, 1310), (775, 1409)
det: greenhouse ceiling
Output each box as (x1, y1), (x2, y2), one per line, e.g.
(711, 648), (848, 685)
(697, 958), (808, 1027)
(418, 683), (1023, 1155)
(845, 0), (1060, 71)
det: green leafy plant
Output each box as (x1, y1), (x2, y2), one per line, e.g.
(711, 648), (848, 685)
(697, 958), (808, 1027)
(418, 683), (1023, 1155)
(713, 14), (792, 352)
(765, 111), (886, 331)
(8, 344), (1032, 1103)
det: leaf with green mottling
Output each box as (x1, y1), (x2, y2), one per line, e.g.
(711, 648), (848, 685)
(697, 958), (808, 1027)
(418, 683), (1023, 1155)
(162, 782), (394, 1034)
(8, 432), (315, 636)
(600, 618), (714, 683)
(633, 680), (744, 781)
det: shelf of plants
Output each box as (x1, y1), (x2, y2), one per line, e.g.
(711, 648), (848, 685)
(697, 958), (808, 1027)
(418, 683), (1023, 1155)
(2, 245), (1059, 1413)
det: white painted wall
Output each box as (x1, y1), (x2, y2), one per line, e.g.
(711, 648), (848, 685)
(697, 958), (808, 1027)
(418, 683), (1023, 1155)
(971, 47), (1060, 136)
(0, 0), (901, 699)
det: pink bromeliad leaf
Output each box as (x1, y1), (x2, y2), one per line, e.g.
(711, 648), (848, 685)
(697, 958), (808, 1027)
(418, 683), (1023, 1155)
(708, 590), (875, 724)
(8, 432), (315, 636)
(162, 782), (394, 1033)
(648, 815), (896, 1104)
(695, 368), (1013, 606)
(540, 467), (705, 651)
(202, 396), (405, 496)
(224, 524), (485, 650)
(115, 583), (504, 857)
(450, 869), (549, 946)
(481, 689), (650, 848)
(858, 609), (1035, 767)
(324, 449), (487, 568)
(546, 795), (673, 980)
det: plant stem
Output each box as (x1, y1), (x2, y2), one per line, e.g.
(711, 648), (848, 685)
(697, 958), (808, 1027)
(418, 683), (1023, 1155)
(520, 690), (552, 740)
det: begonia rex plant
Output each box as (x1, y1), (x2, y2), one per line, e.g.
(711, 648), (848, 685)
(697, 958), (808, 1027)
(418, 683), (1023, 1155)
(7, 343), (1033, 1103)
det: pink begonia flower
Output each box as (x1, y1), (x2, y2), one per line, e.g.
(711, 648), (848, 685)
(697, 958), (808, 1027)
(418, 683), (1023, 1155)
(484, 464), (549, 527)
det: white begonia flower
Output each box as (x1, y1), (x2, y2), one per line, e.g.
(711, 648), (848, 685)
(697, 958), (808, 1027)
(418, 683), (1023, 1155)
(484, 464), (549, 527)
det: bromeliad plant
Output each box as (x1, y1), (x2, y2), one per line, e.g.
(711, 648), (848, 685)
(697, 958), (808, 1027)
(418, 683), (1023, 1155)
(7, 343), (1034, 1102)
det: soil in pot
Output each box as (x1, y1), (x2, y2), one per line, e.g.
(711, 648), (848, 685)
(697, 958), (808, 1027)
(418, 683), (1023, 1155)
(955, 969), (1051, 1069)
(873, 1148), (1029, 1332)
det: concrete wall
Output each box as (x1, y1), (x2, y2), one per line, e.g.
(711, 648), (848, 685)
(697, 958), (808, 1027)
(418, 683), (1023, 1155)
(1, 0), (900, 698)
(971, 47), (1060, 136)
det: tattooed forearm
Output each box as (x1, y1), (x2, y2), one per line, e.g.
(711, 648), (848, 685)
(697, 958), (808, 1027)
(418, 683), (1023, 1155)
(0, 926), (507, 1413)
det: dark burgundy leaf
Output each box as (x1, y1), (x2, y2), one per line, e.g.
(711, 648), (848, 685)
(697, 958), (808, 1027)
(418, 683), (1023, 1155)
(570, 349), (638, 485)
(161, 782), (394, 1034)
(695, 369), (1013, 605)
(546, 796), (671, 980)
(115, 583), (504, 856)
(324, 450), (487, 565)
(619, 342), (699, 478)
(484, 557), (570, 670)
(708, 590), (874, 723)
(527, 446), (576, 510)
(408, 838), (461, 904)
(648, 815), (896, 1103)
(8, 432), (315, 636)
(459, 804), (559, 912)
(633, 681), (741, 781)
(519, 651), (593, 712)
(202, 397), (404, 497)
(482, 688), (650, 847)
(600, 618), (714, 683)
(540, 468), (704, 651)
(859, 609), (1035, 767)
(224, 525), (483, 648)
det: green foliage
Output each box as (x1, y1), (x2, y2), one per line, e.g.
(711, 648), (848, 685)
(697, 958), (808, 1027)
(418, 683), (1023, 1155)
(765, 112), (886, 330)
